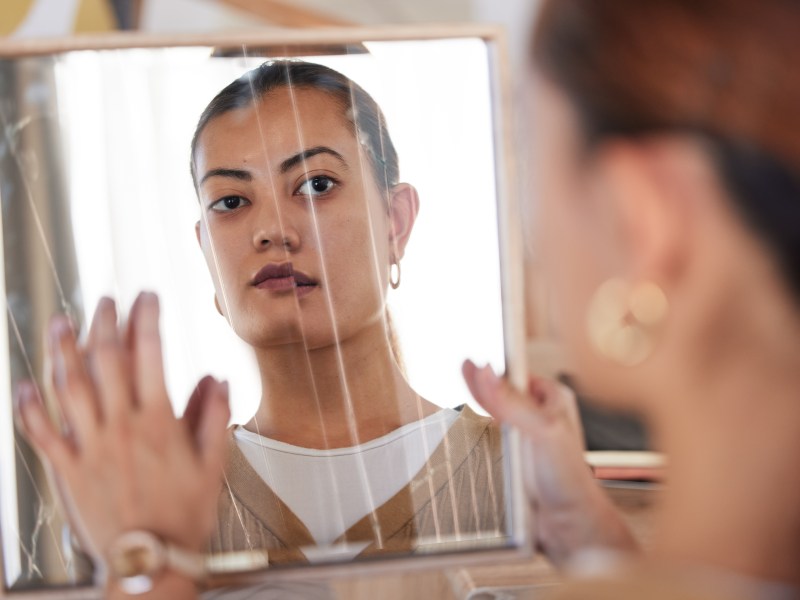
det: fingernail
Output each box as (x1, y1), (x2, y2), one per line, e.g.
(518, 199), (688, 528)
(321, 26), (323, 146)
(139, 292), (160, 331)
(13, 381), (32, 410)
(140, 291), (159, 307)
(49, 315), (71, 344)
(13, 382), (41, 433)
(98, 296), (115, 310)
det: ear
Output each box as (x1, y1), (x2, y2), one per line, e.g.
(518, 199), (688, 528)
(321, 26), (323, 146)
(591, 136), (700, 284)
(388, 183), (420, 261)
(195, 220), (202, 248)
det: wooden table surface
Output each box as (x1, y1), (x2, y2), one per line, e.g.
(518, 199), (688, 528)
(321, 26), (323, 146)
(332, 481), (660, 600)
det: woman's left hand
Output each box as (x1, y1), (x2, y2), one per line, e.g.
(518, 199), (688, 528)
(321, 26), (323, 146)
(462, 360), (637, 566)
(14, 293), (230, 572)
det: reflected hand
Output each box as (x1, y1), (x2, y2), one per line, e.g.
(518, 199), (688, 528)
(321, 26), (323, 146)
(462, 360), (637, 566)
(14, 293), (230, 578)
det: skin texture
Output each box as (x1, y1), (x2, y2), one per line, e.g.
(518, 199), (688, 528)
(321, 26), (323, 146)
(194, 86), (398, 352)
(194, 86), (438, 448)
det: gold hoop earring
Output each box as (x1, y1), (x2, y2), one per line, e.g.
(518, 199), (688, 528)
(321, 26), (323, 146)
(389, 259), (401, 290)
(586, 278), (668, 366)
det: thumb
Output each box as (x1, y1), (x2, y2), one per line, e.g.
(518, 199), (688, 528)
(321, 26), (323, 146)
(462, 359), (550, 438)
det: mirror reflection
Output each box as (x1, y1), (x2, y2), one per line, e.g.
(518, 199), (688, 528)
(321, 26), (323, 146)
(0, 36), (515, 591)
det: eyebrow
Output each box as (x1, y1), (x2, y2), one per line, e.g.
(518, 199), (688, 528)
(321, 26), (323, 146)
(199, 168), (252, 186)
(199, 146), (347, 186)
(279, 146), (348, 174)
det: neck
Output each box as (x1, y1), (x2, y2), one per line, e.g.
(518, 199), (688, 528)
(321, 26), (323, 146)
(245, 319), (439, 448)
(649, 324), (800, 587)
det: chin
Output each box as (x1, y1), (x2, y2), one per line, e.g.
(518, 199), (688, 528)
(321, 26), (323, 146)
(232, 316), (340, 351)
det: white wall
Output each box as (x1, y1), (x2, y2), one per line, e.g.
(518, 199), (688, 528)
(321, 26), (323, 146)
(140, 0), (471, 31)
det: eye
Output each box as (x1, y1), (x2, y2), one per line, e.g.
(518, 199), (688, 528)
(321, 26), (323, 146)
(210, 195), (250, 212)
(295, 175), (337, 197)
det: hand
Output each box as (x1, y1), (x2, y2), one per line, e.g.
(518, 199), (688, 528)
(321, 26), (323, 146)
(14, 293), (230, 573)
(463, 360), (637, 566)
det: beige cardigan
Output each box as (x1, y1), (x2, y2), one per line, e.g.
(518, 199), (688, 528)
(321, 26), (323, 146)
(208, 406), (506, 564)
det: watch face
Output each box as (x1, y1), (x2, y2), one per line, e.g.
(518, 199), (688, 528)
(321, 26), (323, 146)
(113, 544), (161, 578)
(107, 530), (166, 592)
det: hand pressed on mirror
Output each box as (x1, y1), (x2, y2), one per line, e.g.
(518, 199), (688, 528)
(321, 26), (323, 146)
(462, 361), (637, 567)
(14, 294), (230, 597)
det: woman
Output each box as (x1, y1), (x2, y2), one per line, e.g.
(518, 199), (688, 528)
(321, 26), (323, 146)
(13, 60), (504, 595)
(467, 0), (800, 597)
(19, 0), (800, 596)
(190, 61), (504, 562)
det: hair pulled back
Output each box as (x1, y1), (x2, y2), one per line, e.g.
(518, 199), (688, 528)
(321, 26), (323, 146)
(532, 0), (800, 298)
(190, 60), (399, 202)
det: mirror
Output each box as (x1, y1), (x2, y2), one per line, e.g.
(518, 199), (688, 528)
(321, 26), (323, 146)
(0, 27), (527, 594)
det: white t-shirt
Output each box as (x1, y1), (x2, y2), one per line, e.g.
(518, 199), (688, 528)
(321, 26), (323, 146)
(233, 408), (460, 554)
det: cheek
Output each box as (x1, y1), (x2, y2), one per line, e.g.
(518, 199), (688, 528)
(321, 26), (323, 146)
(530, 140), (600, 362)
(317, 211), (385, 304)
(200, 226), (240, 300)
(533, 144), (585, 308)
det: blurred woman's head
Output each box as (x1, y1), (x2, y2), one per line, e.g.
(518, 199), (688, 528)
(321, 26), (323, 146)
(190, 61), (418, 351)
(529, 0), (800, 408)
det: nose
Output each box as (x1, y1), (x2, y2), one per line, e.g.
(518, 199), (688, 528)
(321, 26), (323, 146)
(252, 210), (300, 252)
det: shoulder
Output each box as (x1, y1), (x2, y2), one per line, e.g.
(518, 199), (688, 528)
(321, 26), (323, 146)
(456, 404), (503, 462)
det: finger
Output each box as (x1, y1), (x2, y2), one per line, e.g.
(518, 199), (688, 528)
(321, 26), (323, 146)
(86, 296), (106, 351)
(183, 375), (217, 440)
(462, 360), (507, 417)
(530, 378), (585, 443)
(14, 380), (74, 469)
(88, 298), (134, 421)
(463, 362), (545, 437)
(49, 315), (102, 442)
(124, 291), (146, 350)
(462, 359), (480, 399)
(130, 292), (170, 412)
(552, 381), (585, 444)
(197, 380), (230, 475)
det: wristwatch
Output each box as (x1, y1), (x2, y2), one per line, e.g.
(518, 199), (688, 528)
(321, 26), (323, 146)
(106, 530), (270, 595)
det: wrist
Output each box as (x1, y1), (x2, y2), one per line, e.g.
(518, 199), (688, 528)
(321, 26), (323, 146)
(585, 482), (639, 552)
(106, 570), (198, 600)
(102, 529), (270, 595)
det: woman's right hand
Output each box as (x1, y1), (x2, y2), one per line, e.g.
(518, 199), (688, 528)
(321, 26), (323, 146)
(14, 293), (230, 596)
(463, 360), (637, 567)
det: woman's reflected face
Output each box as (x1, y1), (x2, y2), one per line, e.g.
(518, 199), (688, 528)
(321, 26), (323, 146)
(193, 86), (391, 350)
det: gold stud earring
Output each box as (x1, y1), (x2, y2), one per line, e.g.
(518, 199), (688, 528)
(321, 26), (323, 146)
(389, 258), (401, 290)
(586, 278), (668, 366)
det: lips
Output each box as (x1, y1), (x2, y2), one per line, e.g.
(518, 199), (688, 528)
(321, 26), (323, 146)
(250, 262), (317, 294)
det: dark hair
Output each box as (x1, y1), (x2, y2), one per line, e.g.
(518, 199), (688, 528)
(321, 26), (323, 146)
(190, 60), (399, 201)
(532, 0), (800, 298)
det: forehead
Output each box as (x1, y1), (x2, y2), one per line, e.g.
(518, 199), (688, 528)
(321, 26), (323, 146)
(195, 86), (356, 167)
